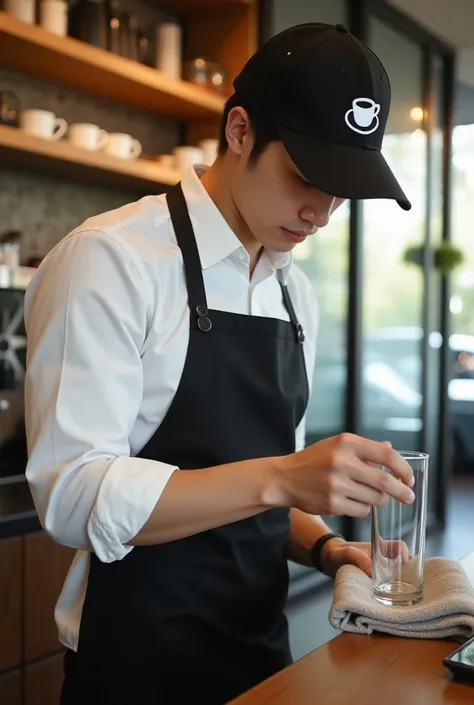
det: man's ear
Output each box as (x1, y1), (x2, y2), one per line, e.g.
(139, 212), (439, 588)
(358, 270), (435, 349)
(225, 107), (252, 156)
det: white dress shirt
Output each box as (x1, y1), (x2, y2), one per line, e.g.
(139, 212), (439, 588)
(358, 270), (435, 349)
(24, 165), (319, 652)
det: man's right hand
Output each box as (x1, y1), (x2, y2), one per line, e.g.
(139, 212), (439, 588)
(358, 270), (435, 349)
(277, 433), (415, 518)
(131, 433), (416, 547)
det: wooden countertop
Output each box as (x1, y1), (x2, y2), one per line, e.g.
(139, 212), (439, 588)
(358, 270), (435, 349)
(230, 552), (474, 705)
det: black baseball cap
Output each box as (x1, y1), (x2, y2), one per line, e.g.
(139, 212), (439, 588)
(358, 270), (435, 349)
(233, 22), (411, 211)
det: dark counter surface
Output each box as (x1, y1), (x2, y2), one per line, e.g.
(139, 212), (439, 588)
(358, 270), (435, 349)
(0, 474), (41, 539)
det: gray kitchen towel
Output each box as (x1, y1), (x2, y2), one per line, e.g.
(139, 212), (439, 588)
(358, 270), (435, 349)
(329, 557), (474, 640)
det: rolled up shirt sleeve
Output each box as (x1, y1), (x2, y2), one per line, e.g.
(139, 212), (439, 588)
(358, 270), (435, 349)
(24, 229), (177, 562)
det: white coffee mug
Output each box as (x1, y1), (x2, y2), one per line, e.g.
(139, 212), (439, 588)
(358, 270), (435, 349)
(4, 0), (35, 24)
(104, 133), (142, 160)
(352, 98), (380, 128)
(68, 123), (109, 151)
(198, 139), (218, 166)
(173, 146), (204, 174)
(39, 0), (68, 37)
(20, 109), (68, 141)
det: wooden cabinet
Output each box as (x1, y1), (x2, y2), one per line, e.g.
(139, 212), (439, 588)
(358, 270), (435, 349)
(0, 531), (74, 705)
(0, 670), (21, 705)
(24, 533), (75, 662)
(24, 653), (65, 705)
(0, 537), (22, 672)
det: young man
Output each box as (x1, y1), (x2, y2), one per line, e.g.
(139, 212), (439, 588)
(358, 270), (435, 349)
(25, 22), (414, 705)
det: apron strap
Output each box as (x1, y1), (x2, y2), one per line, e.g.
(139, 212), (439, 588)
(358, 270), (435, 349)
(279, 275), (305, 344)
(167, 183), (213, 332)
(167, 181), (304, 342)
(166, 183), (208, 310)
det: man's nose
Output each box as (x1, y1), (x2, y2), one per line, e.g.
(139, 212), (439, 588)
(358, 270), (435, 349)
(300, 196), (336, 229)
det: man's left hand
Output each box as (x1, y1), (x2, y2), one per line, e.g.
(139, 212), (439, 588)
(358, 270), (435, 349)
(320, 538), (372, 579)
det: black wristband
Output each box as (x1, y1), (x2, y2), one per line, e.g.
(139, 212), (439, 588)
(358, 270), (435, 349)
(310, 532), (345, 573)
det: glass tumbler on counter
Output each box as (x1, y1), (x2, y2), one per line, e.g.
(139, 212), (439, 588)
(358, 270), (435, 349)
(371, 451), (429, 606)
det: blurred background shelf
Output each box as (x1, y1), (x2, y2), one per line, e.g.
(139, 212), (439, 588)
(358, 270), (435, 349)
(0, 11), (226, 120)
(150, 0), (255, 10)
(0, 125), (181, 193)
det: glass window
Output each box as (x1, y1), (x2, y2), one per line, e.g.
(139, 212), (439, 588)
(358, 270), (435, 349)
(450, 82), (474, 475)
(361, 18), (426, 446)
(425, 55), (445, 518)
(295, 202), (349, 446)
(359, 18), (427, 538)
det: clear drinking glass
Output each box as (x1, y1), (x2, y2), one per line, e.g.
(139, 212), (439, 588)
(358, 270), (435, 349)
(371, 451), (429, 606)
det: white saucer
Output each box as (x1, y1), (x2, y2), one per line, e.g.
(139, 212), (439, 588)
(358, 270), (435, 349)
(345, 109), (380, 135)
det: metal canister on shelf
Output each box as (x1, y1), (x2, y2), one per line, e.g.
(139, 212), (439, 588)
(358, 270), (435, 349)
(127, 14), (139, 62)
(107, 0), (122, 55)
(69, 0), (109, 49)
(154, 20), (182, 80)
(137, 32), (152, 66)
(118, 12), (131, 58)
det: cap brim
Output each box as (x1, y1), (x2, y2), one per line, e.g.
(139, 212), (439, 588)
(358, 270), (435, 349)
(277, 124), (411, 211)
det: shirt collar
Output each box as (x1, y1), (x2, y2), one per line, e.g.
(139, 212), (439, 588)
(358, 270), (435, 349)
(179, 165), (293, 278)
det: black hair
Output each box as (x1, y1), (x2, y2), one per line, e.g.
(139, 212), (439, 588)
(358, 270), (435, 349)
(217, 93), (279, 165)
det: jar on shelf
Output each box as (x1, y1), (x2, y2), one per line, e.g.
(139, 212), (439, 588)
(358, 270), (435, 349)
(107, 0), (122, 55)
(209, 62), (226, 94)
(184, 57), (211, 88)
(0, 90), (20, 127)
(137, 32), (152, 67)
(126, 14), (139, 62)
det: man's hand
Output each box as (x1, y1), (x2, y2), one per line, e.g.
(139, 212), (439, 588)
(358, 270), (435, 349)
(320, 537), (410, 579)
(277, 433), (415, 518)
(320, 538), (373, 579)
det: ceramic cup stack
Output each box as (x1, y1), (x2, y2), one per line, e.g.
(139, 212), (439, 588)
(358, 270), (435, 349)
(18, 110), (143, 160)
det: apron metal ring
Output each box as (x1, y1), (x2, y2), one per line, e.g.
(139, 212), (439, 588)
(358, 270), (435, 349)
(197, 316), (212, 332)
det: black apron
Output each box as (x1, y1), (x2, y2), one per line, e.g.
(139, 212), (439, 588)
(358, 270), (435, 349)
(60, 183), (309, 705)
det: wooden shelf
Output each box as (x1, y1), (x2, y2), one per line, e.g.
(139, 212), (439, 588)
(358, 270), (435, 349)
(152, 0), (254, 11)
(0, 125), (181, 193)
(0, 11), (225, 120)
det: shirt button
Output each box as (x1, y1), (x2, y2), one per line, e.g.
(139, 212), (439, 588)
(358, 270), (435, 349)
(238, 254), (244, 261)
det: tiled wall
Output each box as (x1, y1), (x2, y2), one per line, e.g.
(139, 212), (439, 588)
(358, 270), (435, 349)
(0, 0), (182, 262)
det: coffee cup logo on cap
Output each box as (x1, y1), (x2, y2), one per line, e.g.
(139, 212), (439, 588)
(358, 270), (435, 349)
(345, 97), (381, 135)
(232, 22), (411, 211)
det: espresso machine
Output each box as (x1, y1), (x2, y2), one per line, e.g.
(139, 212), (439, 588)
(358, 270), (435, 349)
(0, 272), (35, 478)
